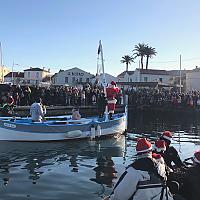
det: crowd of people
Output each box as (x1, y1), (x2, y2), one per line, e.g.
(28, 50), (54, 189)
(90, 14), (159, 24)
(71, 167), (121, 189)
(127, 88), (200, 108)
(0, 84), (122, 107)
(104, 131), (200, 200)
(1, 84), (200, 111)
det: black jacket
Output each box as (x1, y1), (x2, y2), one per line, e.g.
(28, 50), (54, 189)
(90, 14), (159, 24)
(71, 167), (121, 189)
(180, 164), (200, 200)
(163, 146), (183, 169)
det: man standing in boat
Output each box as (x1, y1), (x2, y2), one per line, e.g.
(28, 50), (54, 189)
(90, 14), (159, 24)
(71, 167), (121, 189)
(106, 81), (120, 120)
(30, 97), (46, 122)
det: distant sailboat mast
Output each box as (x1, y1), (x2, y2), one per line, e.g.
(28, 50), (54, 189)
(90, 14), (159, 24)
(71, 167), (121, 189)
(97, 40), (107, 88)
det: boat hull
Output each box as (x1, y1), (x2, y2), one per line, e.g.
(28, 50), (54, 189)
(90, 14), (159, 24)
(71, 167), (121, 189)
(0, 114), (126, 141)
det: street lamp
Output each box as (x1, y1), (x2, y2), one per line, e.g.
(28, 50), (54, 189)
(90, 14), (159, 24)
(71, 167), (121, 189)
(12, 61), (19, 85)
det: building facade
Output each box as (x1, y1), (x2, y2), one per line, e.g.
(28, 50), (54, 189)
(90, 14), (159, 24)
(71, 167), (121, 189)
(91, 73), (117, 86)
(4, 72), (24, 85)
(134, 69), (170, 84)
(24, 67), (51, 85)
(117, 69), (171, 90)
(117, 71), (134, 82)
(0, 66), (10, 83)
(118, 69), (171, 84)
(186, 67), (200, 91)
(51, 67), (94, 86)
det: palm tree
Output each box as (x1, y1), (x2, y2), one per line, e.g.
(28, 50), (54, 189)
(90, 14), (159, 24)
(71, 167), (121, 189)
(144, 46), (157, 69)
(133, 43), (147, 69)
(120, 55), (134, 71)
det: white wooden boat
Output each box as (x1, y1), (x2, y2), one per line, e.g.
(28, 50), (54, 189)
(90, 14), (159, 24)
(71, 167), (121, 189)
(0, 111), (127, 141)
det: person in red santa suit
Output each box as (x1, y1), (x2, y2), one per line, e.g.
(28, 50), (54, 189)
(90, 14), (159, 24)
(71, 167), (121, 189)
(106, 81), (120, 120)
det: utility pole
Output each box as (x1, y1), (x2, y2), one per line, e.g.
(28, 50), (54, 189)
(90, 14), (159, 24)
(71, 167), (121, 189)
(138, 60), (141, 82)
(12, 61), (14, 85)
(0, 42), (3, 83)
(179, 54), (182, 93)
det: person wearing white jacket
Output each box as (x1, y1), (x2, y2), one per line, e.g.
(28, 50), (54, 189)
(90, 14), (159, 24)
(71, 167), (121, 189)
(30, 97), (46, 122)
(104, 138), (174, 200)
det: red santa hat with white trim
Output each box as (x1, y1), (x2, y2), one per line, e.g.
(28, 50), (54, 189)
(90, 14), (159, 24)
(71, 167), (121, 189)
(136, 138), (152, 154)
(154, 139), (166, 152)
(193, 150), (200, 164)
(162, 131), (173, 142)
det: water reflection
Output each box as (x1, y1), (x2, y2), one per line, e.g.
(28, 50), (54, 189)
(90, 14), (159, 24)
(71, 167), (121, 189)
(1, 112), (200, 200)
(0, 136), (126, 188)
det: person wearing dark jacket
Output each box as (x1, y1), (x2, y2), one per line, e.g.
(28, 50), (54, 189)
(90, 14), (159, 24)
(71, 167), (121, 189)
(97, 92), (107, 118)
(180, 150), (200, 200)
(2, 96), (15, 117)
(160, 131), (184, 169)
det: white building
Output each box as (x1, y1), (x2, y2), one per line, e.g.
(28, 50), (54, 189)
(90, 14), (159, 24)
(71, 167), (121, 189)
(0, 66), (10, 83)
(91, 73), (118, 86)
(24, 67), (51, 85)
(186, 66), (200, 91)
(117, 71), (134, 82)
(134, 69), (171, 84)
(117, 69), (171, 90)
(118, 69), (171, 84)
(51, 67), (94, 86)
(4, 72), (24, 85)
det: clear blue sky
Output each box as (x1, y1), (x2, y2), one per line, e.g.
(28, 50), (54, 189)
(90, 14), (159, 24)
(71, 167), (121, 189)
(1, 0), (200, 76)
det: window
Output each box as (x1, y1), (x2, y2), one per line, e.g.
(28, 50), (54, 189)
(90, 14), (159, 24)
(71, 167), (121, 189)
(159, 78), (162, 82)
(79, 78), (82, 83)
(130, 78), (132, 82)
(65, 77), (68, 83)
(72, 77), (76, 82)
(86, 78), (89, 83)
(144, 77), (148, 82)
(27, 80), (30, 84)
(28, 72), (30, 78)
(36, 72), (39, 78)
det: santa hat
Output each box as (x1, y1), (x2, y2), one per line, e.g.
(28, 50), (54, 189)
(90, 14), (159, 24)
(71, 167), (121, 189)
(154, 139), (166, 152)
(136, 138), (152, 154)
(193, 150), (200, 164)
(110, 81), (116, 86)
(162, 131), (172, 142)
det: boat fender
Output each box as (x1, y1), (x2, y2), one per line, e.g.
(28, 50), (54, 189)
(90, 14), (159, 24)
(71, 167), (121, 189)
(65, 130), (82, 138)
(90, 123), (96, 139)
(96, 124), (101, 137)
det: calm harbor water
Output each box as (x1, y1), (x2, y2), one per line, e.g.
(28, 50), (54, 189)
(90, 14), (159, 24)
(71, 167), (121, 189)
(0, 110), (200, 200)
